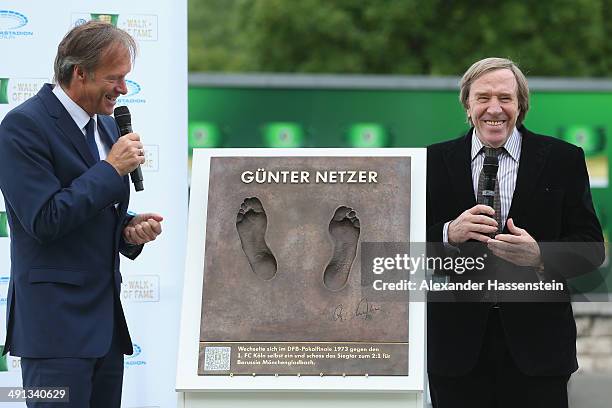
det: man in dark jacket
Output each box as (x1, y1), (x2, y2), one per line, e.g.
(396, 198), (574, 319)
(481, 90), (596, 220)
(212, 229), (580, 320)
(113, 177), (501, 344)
(427, 57), (604, 408)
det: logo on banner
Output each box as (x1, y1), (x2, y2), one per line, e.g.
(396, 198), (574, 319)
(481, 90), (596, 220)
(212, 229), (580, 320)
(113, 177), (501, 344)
(0, 275), (9, 306)
(0, 211), (9, 237)
(0, 349), (7, 372)
(120, 275), (159, 302)
(0, 78), (47, 105)
(117, 79), (146, 105)
(73, 13), (118, 27)
(125, 343), (147, 367)
(0, 351), (21, 373)
(141, 145), (159, 172)
(71, 13), (158, 41)
(91, 13), (119, 26)
(125, 80), (141, 97)
(8, 355), (20, 371)
(0, 10), (33, 39)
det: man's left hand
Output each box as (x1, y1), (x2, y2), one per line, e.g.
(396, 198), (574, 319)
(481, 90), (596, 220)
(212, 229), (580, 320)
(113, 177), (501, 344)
(123, 213), (163, 245)
(487, 218), (542, 267)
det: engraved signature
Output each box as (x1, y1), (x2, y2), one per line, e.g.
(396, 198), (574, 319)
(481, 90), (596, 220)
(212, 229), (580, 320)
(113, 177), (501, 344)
(355, 297), (380, 320)
(332, 304), (346, 321)
(331, 298), (381, 322)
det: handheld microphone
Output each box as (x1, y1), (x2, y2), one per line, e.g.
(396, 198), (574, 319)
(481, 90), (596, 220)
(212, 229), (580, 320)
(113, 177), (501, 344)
(114, 106), (144, 192)
(477, 156), (498, 208)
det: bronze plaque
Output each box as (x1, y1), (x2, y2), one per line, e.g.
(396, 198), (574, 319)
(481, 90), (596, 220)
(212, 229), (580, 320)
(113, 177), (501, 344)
(199, 156), (411, 375)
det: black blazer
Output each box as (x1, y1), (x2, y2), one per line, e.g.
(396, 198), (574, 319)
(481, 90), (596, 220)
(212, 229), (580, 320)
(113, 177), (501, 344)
(426, 126), (604, 376)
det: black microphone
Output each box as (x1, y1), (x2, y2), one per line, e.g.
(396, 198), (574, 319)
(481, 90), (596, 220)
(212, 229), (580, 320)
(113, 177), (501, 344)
(477, 155), (498, 209)
(114, 106), (144, 192)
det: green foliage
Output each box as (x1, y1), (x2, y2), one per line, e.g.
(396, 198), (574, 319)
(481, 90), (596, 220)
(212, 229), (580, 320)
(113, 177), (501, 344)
(188, 0), (612, 76)
(188, 0), (248, 71)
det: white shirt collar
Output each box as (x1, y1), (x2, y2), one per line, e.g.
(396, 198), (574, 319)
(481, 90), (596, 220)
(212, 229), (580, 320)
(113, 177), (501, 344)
(52, 84), (97, 133)
(471, 127), (521, 162)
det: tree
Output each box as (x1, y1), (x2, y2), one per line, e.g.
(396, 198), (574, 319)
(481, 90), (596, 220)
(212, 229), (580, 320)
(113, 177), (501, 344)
(188, 0), (249, 71)
(188, 0), (612, 76)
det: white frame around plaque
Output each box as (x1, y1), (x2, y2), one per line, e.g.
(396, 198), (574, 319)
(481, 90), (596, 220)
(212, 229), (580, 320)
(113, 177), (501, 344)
(176, 148), (426, 392)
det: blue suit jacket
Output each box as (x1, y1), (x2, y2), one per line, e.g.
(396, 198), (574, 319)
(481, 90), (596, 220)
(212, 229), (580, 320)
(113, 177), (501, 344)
(0, 84), (140, 358)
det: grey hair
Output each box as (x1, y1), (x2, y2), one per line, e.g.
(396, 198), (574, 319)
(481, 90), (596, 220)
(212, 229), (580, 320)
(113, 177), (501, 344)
(459, 57), (530, 126)
(53, 20), (137, 87)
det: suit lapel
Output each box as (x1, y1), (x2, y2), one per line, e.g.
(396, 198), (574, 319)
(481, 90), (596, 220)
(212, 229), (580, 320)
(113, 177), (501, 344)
(506, 127), (551, 222)
(38, 84), (97, 166)
(443, 129), (477, 212)
(56, 111), (98, 166)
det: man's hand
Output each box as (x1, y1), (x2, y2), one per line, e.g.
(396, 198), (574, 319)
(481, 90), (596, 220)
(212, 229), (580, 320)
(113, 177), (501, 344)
(123, 213), (163, 245)
(448, 204), (498, 244)
(105, 133), (144, 176)
(487, 218), (542, 267)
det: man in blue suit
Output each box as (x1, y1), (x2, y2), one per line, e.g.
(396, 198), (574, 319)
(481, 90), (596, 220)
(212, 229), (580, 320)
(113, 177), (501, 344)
(0, 21), (162, 407)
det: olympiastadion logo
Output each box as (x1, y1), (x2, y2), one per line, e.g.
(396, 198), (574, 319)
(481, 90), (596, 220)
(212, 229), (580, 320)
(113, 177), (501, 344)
(0, 10), (33, 39)
(117, 80), (146, 105)
(125, 343), (146, 368)
(125, 80), (141, 97)
(0, 10), (27, 29)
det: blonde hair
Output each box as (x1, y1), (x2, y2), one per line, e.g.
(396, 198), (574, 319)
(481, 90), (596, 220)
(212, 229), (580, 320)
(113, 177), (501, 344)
(459, 57), (529, 126)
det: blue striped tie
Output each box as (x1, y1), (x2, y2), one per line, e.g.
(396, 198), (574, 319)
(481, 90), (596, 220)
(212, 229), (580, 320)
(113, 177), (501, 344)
(85, 118), (100, 162)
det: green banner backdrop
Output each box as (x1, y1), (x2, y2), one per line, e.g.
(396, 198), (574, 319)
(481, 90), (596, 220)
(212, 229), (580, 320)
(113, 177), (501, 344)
(188, 82), (612, 296)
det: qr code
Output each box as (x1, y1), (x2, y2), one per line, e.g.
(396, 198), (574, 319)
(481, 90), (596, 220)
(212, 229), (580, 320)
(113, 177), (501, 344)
(204, 346), (231, 371)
